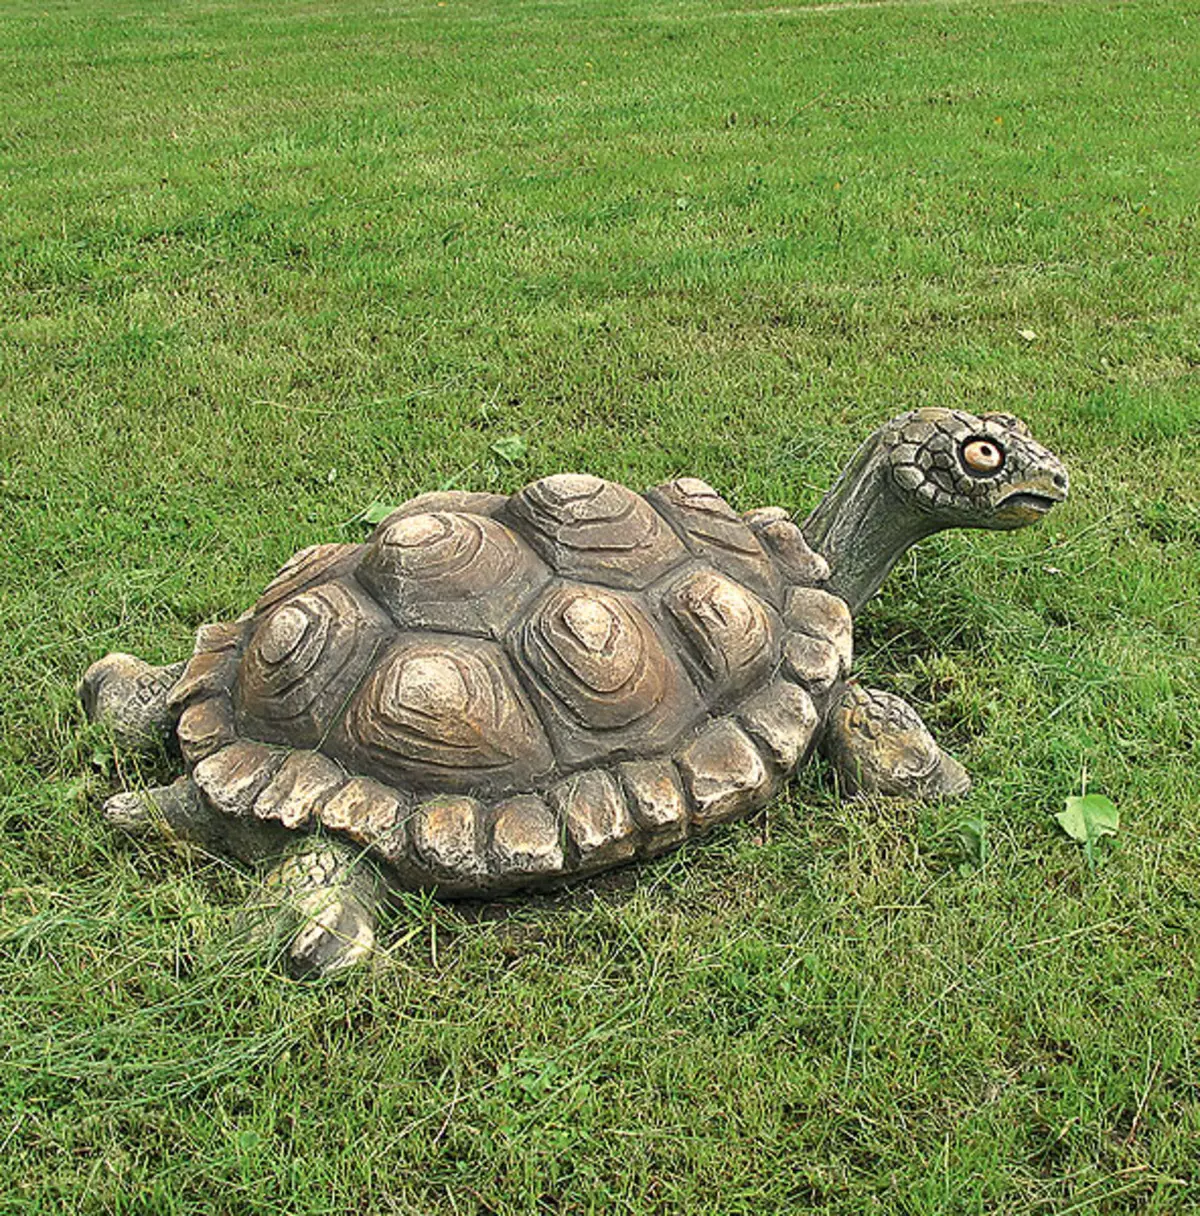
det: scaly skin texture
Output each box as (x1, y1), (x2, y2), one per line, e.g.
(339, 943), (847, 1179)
(246, 839), (383, 976)
(823, 685), (970, 800)
(802, 409), (1068, 614)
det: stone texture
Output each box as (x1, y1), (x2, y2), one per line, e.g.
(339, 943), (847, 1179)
(166, 649), (240, 712)
(193, 741), (283, 818)
(804, 410), (1067, 614)
(742, 506), (790, 528)
(782, 633), (842, 695)
(319, 775), (408, 859)
(745, 514), (830, 586)
(332, 634), (554, 796)
(550, 769), (638, 869)
(82, 409), (1078, 925)
(488, 795), (564, 878)
(376, 490), (509, 521)
(783, 586), (854, 675)
(894, 464), (923, 491)
(359, 510), (549, 638)
(617, 758), (688, 854)
(253, 749), (346, 830)
(251, 543), (363, 618)
(410, 796), (487, 883)
(825, 684), (970, 800)
(677, 719), (775, 828)
(177, 696), (237, 766)
(645, 478), (782, 605)
(193, 620), (244, 655)
(77, 653), (188, 751)
(103, 776), (288, 863)
(257, 839), (383, 978)
(738, 680), (820, 772)
(235, 578), (395, 749)
(514, 581), (701, 768)
(507, 473), (687, 589)
(662, 568), (779, 703)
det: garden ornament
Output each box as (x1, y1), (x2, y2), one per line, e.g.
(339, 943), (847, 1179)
(81, 408), (1068, 974)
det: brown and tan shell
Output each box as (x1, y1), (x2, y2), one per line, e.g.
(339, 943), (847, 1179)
(169, 477), (853, 895)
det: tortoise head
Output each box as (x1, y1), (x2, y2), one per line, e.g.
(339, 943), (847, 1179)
(804, 408), (1068, 614)
(883, 408), (1068, 531)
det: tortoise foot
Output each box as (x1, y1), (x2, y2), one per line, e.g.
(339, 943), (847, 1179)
(79, 652), (186, 750)
(287, 894), (378, 977)
(825, 684), (970, 801)
(251, 840), (384, 978)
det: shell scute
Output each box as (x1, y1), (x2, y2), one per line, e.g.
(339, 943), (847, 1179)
(618, 758), (688, 853)
(251, 543), (362, 619)
(253, 750), (345, 830)
(738, 680), (819, 771)
(193, 741), (283, 818)
(661, 568), (780, 705)
(743, 513), (830, 586)
(646, 478), (783, 605)
(783, 587), (853, 674)
(506, 473), (687, 589)
(782, 633), (841, 694)
(677, 719), (777, 828)
(512, 582), (702, 768)
(358, 510), (548, 638)
(410, 796), (487, 886)
(178, 696), (236, 766)
(330, 634), (554, 795)
(377, 490), (508, 521)
(487, 795), (564, 879)
(167, 649), (238, 712)
(318, 776), (410, 866)
(235, 579), (394, 749)
(550, 769), (638, 870)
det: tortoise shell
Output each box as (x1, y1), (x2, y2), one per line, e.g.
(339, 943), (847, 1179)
(166, 475), (852, 894)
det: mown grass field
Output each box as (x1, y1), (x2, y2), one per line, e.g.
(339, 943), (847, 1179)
(2, 0), (1198, 1211)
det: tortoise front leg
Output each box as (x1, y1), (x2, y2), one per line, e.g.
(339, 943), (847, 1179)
(824, 684), (970, 801)
(246, 839), (385, 978)
(79, 652), (187, 750)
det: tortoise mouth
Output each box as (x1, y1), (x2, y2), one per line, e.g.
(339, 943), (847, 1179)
(995, 471), (1068, 522)
(989, 477), (1067, 528)
(998, 491), (1061, 516)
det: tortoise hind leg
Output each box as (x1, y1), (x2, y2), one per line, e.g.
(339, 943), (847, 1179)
(246, 839), (385, 978)
(79, 652), (186, 750)
(104, 777), (221, 849)
(106, 782), (381, 977)
(103, 777), (288, 863)
(824, 684), (970, 801)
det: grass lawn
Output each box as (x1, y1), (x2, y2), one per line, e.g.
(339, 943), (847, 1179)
(2, 0), (1198, 1210)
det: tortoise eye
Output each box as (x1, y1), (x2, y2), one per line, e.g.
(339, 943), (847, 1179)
(962, 438), (1004, 474)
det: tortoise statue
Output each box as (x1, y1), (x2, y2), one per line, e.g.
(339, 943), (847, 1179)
(80, 408), (1068, 974)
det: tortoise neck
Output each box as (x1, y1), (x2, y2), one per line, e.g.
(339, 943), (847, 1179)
(801, 433), (940, 615)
